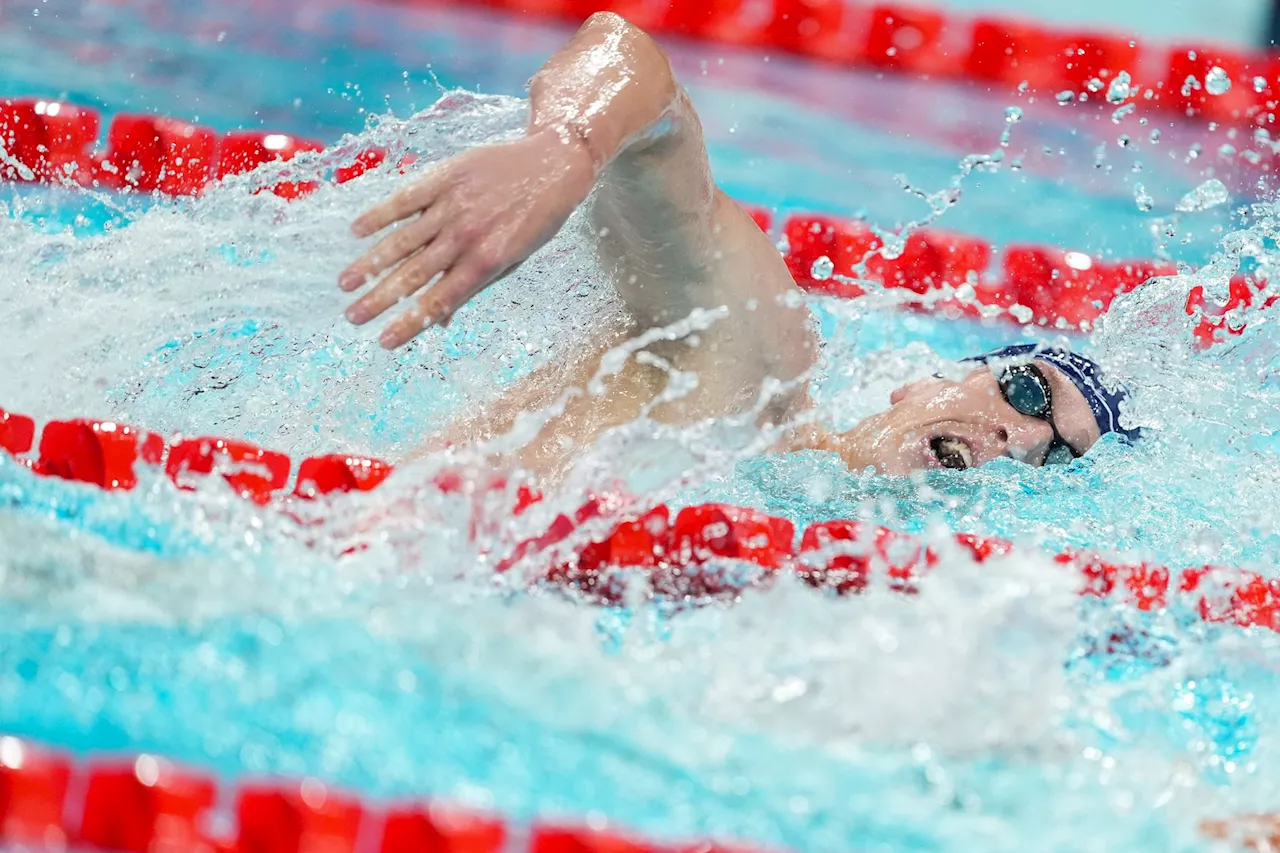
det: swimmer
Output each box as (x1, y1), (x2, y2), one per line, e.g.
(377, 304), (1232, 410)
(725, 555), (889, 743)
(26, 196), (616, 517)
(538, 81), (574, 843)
(338, 13), (1138, 479)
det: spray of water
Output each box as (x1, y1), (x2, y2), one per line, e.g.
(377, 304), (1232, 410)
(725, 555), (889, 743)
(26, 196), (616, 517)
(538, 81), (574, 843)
(2, 90), (1280, 851)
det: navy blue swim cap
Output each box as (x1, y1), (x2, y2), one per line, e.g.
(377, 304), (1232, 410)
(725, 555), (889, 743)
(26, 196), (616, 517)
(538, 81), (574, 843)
(966, 344), (1141, 441)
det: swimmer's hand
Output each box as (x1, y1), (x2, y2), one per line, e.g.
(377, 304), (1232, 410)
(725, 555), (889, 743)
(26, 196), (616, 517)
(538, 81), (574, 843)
(340, 130), (594, 348)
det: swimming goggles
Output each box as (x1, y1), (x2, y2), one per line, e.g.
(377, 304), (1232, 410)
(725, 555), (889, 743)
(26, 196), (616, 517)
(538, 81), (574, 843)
(997, 363), (1081, 466)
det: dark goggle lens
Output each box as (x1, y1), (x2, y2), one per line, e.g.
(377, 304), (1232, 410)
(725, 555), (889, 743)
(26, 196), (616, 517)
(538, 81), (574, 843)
(1002, 370), (1050, 418)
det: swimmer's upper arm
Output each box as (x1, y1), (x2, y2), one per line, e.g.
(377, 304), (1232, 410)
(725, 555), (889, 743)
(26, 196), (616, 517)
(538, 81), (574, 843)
(581, 20), (816, 410)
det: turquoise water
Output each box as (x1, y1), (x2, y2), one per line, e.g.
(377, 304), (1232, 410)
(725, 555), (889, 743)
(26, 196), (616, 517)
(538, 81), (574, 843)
(2, 2), (1280, 853)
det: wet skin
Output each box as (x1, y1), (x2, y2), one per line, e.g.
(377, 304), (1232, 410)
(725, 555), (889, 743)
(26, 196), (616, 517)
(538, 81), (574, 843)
(338, 12), (1102, 481)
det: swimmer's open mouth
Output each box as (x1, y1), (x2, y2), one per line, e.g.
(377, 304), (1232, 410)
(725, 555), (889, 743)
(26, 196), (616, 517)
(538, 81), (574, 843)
(931, 436), (974, 471)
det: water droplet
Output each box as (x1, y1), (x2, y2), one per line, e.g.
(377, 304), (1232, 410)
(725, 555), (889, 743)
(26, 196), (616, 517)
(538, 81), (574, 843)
(810, 256), (835, 281)
(881, 235), (906, 261)
(1134, 183), (1154, 211)
(1176, 178), (1229, 212)
(1205, 66), (1232, 96)
(1106, 71), (1132, 104)
(1112, 104), (1135, 124)
(1009, 304), (1034, 323)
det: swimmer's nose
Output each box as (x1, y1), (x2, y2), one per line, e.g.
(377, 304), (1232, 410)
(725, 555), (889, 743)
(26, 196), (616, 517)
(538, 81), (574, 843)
(998, 417), (1055, 464)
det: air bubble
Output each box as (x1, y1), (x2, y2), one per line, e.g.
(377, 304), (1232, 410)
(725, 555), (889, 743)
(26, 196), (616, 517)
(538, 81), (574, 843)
(1055, 90), (1075, 105)
(1106, 71), (1132, 105)
(1204, 66), (1232, 96)
(1004, 106), (1023, 123)
(810, 256), (835, 281)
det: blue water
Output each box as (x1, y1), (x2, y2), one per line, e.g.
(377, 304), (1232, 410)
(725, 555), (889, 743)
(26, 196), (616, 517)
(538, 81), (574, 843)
(3, 2), (1280, 853)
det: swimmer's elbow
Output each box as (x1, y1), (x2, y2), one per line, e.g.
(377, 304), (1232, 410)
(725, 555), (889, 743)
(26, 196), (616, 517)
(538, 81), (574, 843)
(576, 12), (679, 105)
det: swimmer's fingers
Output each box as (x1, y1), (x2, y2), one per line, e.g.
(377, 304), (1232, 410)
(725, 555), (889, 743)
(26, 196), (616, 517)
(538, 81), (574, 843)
(339, 205), (450, 292)
(380, 265), (488, 349)
(351, 172), (446, 238)
(344, 236), (460, 328)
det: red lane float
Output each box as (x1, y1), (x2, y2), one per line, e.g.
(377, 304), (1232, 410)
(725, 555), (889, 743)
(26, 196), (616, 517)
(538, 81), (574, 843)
(78, 759), (218, 853)
(166, 437), (292, 505)
(3, 403), (1280, 633)
(863, 4), (965, 77)
(769, 0), (864, 64)
(455, 0), (1280, 141)
(217, 131), (325, 199)
(531, 823), (653, 853)
(797, 519), (937, 594)
(510, 496), (1280, 637)
(36, 420), (165, 491)
(1160, 46), (1270, 124)
(1184, 275), (1277, 349)
(381, 805), (507, 853)
(237, 781), (364, 853)
(0, 107), (331, 199)
(0, 99), (1272, 340)
(0, 409), (35, 455)
(0, 98), (99, 184)
(97, 115), (218, 195)
(0, 739), (733, 853)
(334, 148), (388, 184)
(4, 9), (1277, 206)
(295, 455), (395, 498)
(0, 737), (73, 846)
(776, 212), (1268, 337)
(7, 385), (1279, 636)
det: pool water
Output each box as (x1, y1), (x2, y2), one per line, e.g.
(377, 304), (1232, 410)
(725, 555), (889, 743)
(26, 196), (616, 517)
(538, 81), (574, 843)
(2, 1), (1280, 852)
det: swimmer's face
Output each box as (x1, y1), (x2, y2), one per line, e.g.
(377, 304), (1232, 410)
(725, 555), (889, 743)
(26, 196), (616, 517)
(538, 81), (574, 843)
(841, 361), (1103, 475)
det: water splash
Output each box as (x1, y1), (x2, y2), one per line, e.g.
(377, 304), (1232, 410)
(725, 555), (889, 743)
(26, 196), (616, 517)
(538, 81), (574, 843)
(2, 89), (1280, 853)
(1176, 179), (1230, 213)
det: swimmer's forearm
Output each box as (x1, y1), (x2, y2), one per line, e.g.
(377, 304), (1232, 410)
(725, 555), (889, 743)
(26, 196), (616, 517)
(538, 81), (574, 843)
(527, 13), (681, 174)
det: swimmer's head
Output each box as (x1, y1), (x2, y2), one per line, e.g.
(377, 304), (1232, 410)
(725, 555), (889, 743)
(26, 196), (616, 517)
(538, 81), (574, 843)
(827, 343), (1138, 475)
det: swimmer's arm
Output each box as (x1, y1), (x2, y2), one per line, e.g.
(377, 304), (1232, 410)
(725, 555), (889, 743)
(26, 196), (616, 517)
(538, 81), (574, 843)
(341, 13), (814, 398)
(339, 11), (679, 349)
(536, 14), (816, 412)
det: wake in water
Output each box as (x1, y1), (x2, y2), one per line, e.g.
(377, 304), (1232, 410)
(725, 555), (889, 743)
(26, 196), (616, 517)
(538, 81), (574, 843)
(1, 90), (1279, 852)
